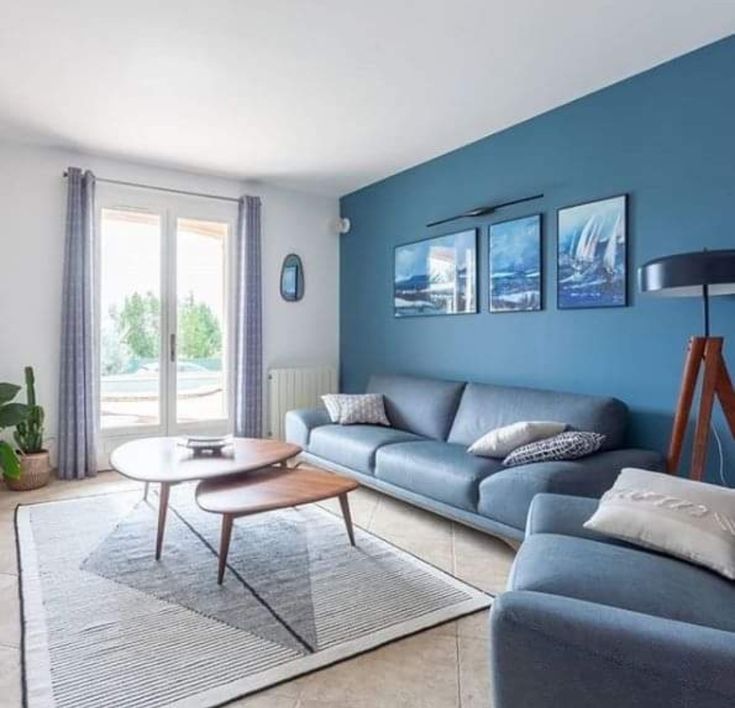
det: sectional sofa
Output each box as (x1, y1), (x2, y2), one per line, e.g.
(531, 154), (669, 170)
(285, 374), (664, 541)
(490, 493), (735, 707)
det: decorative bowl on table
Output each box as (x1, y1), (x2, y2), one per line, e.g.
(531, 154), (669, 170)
(179, 435), (233, 455)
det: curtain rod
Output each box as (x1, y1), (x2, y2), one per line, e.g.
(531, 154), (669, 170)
(62, 170), (240, 204)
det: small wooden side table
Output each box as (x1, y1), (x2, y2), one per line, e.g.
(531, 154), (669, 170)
(195, 465), (359, 584)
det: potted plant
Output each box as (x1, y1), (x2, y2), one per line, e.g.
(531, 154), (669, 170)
(0, 381), (27, 484)
(7, 367), (51, 491)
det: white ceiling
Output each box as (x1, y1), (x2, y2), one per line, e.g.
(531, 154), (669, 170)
(0, 1), (733, 196)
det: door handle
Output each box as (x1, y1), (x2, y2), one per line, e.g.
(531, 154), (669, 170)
(170, 333), (176, 363)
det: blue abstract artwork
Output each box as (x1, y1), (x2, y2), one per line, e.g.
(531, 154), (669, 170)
(489, 215), (542, 312)
(557, 195), (627, 309)
(394, 229), (477, 317)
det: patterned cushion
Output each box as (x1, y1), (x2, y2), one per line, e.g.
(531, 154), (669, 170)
(502, 431), (605, 467)
(338, 394), (391, 426)
(321, 394), (351, 423)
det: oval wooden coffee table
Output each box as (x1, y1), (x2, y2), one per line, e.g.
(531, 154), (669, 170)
(196, 465), (359, 584)
(110, 437), (301, 559)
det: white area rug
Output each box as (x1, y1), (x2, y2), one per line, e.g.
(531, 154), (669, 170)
(16, 488), (491, 707)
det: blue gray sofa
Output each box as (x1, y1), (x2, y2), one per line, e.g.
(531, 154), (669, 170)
(490, 493), (735, 707)
(285, 374), (664, 541)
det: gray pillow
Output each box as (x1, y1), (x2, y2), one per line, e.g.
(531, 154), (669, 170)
(321, 393), (351, 423)
(502, 431), (605, 467)
(337, 394), (391, 426)
(585, 467), (735, 579)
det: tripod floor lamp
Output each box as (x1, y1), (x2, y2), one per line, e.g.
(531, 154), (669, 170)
(639, 249), (735, 481)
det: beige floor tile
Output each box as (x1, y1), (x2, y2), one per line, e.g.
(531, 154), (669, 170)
(0, 573), (20, 648)
(0, 524), (17, 576)
(369, 496), (453, 546)
(452, 525), (515, 595)
(457, 609), (490, 640)
(298, 627), (459, 708)
(0, 644), (22, 708)
(458, 636), (492, 708)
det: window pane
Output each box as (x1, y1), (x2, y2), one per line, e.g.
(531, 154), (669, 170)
(100, 209), (162, 428)
(176, 218), (228, 423)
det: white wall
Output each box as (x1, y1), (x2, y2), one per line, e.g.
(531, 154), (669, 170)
(0, 140), (339, 460)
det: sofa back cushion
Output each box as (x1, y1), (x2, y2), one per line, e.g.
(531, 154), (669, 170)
(447, 382), (627, 450)
(366, 374), (466, 440)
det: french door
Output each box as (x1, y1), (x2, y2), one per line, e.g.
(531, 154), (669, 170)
(97, 186), (237, 448)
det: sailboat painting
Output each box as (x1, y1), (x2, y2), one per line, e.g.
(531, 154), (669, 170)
(394, 229), (477, 317)
(557, 195), (627, 309)
(489, 215), (542, 312)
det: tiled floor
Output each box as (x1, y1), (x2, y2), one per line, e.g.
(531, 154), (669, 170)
(0, 471), (516, 708)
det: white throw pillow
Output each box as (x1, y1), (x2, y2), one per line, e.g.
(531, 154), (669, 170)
(584, 468), (735, 580)
(337, 394), (391, 426)
(468, 421), (567, 458)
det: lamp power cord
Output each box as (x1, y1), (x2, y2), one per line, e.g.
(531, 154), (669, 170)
(710, 422), (731, 488)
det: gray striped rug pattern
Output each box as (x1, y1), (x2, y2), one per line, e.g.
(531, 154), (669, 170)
(17, 489), (491, 708)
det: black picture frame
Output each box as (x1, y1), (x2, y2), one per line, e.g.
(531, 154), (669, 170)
(393, 228), (478, 318)
(488, 213), (543, 313)
(556, 194), (628, 310)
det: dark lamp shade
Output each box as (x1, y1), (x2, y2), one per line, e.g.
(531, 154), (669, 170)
(638, 249), (735, 297)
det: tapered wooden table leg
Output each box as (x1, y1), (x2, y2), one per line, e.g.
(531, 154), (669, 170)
(338, 493), (356, 547)
(218, 514), (234, 585)
(155, 482), (171, 560)
(143, 482), (150, 501)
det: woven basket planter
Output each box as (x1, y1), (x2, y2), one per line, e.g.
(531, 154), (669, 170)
(6, 451), (52, 491)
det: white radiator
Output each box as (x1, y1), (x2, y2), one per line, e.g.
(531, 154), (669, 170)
(268, 366), (338, 440)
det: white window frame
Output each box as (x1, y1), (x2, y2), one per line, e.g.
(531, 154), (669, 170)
(96, 184), (237, 459)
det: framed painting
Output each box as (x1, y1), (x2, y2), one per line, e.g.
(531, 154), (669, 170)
(394, 229), (478, 317)
(557, 194), (627, 309)
(489, 214), (542, 312)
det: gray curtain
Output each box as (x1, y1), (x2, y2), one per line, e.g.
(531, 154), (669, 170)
(234, 195), (263, 437)
(58, 168), (98, 479)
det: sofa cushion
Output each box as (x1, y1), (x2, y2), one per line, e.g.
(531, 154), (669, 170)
(308, 424), (420, 475)
(477, 448), (665, 532)
(366, 374), (465, 441)
(510, 533), (735, 633)
(375, 440), (503, 511)
(448, 381), (627, 451)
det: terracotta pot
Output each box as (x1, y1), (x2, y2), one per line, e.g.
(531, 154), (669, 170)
(5, 451), (52, 491)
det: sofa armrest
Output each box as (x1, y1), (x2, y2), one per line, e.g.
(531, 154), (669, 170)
(490, 590), (735, 708)
(284, 407), (331, 448)
(526, 493), (628, 544)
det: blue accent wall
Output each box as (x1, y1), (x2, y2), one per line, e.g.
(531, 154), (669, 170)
(339, 36), (735, 481)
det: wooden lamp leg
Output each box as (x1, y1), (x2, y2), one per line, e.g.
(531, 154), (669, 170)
(667, 337), (705, 474)
(668, 336), (735, 481)
(690, 339), (722, 480)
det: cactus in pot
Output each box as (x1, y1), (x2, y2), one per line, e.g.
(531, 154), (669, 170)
(7, 367), (51, 491)
(14, 367), (45, 453)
